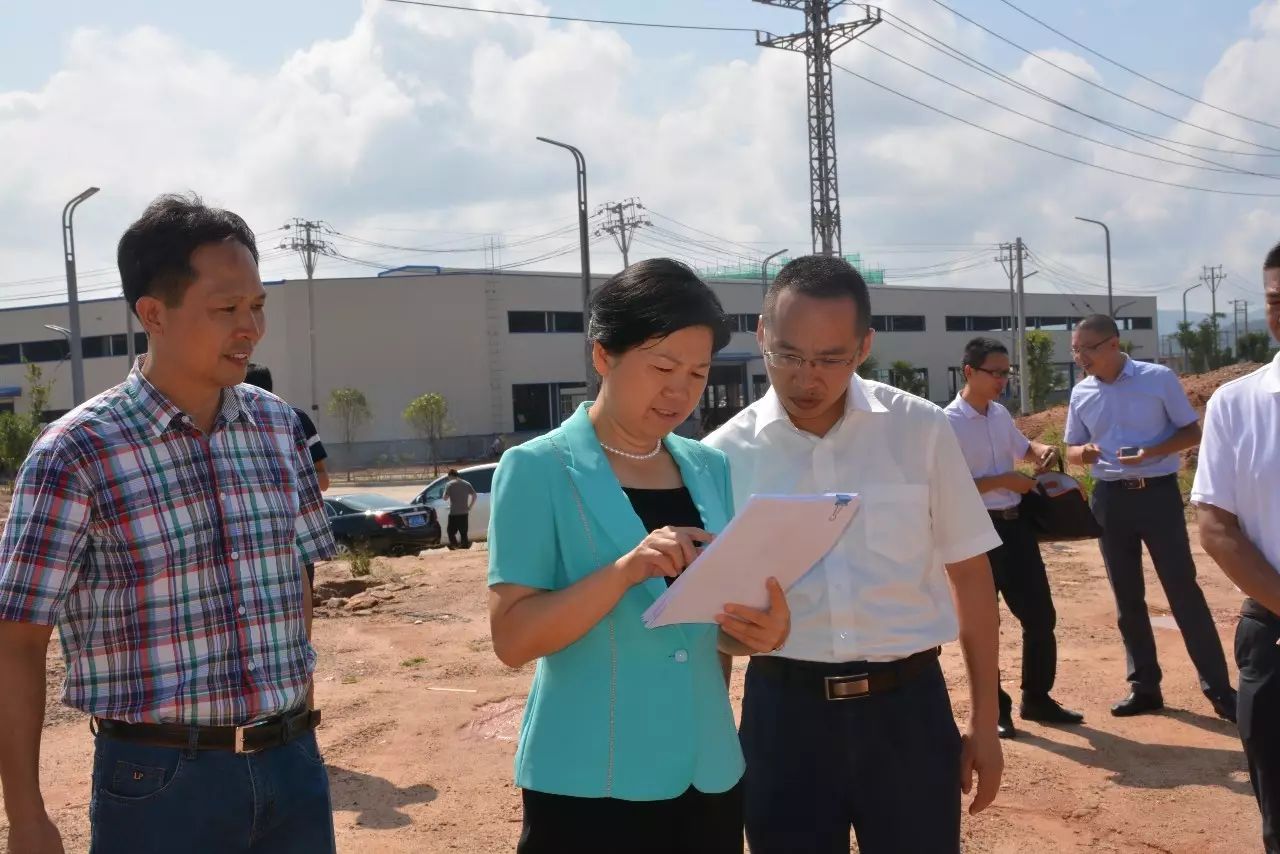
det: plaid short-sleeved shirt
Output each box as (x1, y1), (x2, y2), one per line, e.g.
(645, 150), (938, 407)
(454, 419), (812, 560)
(0, 360), (336, 725)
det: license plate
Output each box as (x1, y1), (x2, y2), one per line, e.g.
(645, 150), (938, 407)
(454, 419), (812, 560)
(406, 514), (426, 528)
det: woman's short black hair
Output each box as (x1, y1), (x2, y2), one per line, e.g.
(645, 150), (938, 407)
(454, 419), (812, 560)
(764, 255), (872, 334)
(962, 337), (1009, 369)
(117, 193), (259, 314)
(588, 258), (730, 355)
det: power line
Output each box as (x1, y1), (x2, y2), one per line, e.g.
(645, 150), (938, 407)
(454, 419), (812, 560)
(830, 61), (1280, 197)
(921, 0), (1280, 154)
(382, 0), (757, 32)
(855, 38), (1280, 180)
(992, 0), (1280, 133)
(880, 14), (1280, 167)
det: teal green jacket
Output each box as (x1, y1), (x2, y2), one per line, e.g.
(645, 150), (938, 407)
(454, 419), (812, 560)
(487, 403), (744, 800)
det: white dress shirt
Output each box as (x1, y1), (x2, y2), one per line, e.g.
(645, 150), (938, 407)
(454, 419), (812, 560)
(942, 395), (1031, 511)
(704, 375), (1001, 663)
(1191, 353), (1280, 576)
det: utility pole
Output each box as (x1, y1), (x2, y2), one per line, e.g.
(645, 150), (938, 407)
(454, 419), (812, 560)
(1074, 216), (1113, 317)
(285, 219), (331, 413)
(536, 137), (595, 398)
(1202, 265), (1225, 364)
(1230, 299), (1250, 359)
(997, 243), (1017, 348)
(594, 198), (649, 269)
(1016, 236), (1028, 414)
(62, 187), (99, 407)
(756, 2), (881, 257)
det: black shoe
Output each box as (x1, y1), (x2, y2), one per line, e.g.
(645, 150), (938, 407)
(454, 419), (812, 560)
(1207, 688), (1238, 723)
(997, 708), (1018, 739)
(1110, 691), (1164, 717)
(1020, 695), (1085, 725)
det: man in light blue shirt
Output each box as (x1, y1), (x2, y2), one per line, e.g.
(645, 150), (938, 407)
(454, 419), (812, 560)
(1064, 314), (1234, 721)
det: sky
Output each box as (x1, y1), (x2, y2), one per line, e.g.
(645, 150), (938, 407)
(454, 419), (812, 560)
(1, 0), (1277, 330)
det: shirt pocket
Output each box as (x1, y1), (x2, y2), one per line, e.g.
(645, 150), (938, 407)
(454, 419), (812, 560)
(862, 483), (932, 564)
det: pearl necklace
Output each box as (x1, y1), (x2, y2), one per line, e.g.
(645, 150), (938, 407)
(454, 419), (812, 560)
(600, 440), (663, 460)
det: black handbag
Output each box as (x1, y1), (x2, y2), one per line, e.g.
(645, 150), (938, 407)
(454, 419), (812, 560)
(1019, 461), (1103, 542)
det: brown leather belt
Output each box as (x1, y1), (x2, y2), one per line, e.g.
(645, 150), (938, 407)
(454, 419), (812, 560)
(751, 647), (941, 701)
(1100, 473), (1176, 491)
(92, 706), (320, 754)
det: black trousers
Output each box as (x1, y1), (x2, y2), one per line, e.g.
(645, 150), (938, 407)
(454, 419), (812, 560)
(988, 513), (1058, 710)
(447, 513), (470, 548)
(1091, 475), (1231, 695)
(516, 783), (743, 854)
(1237, 601), (1280, 853)
(740, 655), (961, 854)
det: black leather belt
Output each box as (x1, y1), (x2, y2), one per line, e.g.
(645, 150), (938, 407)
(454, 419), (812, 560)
(1100, 473), (1177, 491)
(92, 706), (320, 754)
(1242, 597), (1280, 627)
(989, 507), (1020, 521)
(751, 647), (941, 701)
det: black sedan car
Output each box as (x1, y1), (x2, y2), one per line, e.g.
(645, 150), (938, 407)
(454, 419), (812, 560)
(323, 493), (442, 556)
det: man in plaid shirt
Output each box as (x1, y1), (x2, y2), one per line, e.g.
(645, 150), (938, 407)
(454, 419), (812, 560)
(0, 194), (337, 854)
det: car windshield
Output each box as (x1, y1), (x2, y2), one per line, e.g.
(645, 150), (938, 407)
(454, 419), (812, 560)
(335, 494), (403, 511)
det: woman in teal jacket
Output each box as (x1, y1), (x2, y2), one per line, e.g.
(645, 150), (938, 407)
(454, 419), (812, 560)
(488, 259), (790, 853)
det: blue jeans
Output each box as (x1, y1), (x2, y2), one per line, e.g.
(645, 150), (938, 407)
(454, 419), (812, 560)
(89, 728), (336, 854)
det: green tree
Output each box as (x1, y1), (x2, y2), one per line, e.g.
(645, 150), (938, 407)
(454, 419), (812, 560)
(1175, 317), (1233, 373)
(403, 393), (450, 475)
(888, 360), (928, 397)
(856, 353), (879, 380)
(1236, 330), (1272, 364)
(1023, 329), (1061, 412)
(327, 388), (371, 480)
(0, 364), (54, 476)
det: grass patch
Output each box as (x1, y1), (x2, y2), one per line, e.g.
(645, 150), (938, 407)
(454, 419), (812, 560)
(349, 547), (374, 578)
(400, 656), (427, 668)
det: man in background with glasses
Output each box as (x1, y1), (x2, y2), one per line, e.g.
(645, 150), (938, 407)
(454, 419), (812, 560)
(944, 337), (1083, 740)
(1064, 314), (1234, 721)
(704, 255), (1003, 854)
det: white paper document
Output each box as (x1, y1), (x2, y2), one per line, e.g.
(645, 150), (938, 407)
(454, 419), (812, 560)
(641, 492), (860, 629)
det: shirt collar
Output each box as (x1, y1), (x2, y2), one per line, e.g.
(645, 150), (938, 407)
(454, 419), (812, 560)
(951, 394), (983, 419)
(753, 373), (887, 438)
(125, 356), (255, 437)
(1262, 351), (1280, 394)
(1118, 355), (1137, 379)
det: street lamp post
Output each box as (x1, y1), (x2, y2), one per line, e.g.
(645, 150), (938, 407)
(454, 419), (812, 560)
(1182, 282), (1202, 372)
(62, 187), (100, 406)
(760, 248), (788, 302)
(535, 137), (594, 398)
(1074, 216), (1113, 317)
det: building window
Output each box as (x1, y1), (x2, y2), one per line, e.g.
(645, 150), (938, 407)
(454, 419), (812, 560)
(0, 343), (20, 366)
(21, 339), (70, 363)
(1118, 317), (1154, 331)
(730, 314), (759, 333)
(1028, 316), (1075, 331)
(870, 315), (925, 332)
(508, 311), (547, 333)
(0, 401), (13, 414)
(752, 373), (769, 400)
(508, 311), (585, 334)
(81, 335), (110, 359)
(513, 381), (586, 432)
(945, 316), (1010, 333)
(551, 312), (584, 333)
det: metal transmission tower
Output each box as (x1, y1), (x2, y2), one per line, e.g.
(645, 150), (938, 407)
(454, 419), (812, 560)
(756, 2), (881, 257)
(593, 198), (650, 269)
(1201, 264), (1225, 361)
(283, 219), (332, 414)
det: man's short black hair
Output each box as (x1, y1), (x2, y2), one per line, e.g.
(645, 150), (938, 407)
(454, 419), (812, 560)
(764, 255), (872, 334)
(117, 193), (259, 315)
(1076, 313), (1119, 339)
(1265, 241), (1280, 271)
(243, 363), (273, 392)
(589, 258), (730, 355)
(448, 469), (460, 477)
(962, 337), (1009, 370)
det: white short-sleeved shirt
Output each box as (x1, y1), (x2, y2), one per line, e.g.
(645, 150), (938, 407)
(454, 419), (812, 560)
(943, 395), (1031, 511)
(1064, 357), (1199, 481)
(704, 376), (1001, 663)
(1190, 353), (1280, 575)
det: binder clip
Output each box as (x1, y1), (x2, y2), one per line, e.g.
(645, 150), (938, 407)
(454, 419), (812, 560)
(829, 493), (853, 522)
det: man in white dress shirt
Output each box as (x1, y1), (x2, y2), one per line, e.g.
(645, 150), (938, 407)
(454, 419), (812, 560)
(943, 337), (1084, 740)
(1192, 240), (1280, 853)
(705, 255), (1003, 854)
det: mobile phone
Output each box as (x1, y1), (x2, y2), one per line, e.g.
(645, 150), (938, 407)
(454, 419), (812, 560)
(1119, 446), (1140, 457)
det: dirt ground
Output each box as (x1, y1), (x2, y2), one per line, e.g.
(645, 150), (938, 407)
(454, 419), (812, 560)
(2, 531), (1261, 853)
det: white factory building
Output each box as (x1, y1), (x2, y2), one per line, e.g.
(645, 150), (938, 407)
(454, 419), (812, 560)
(0, 267), (1158, 467)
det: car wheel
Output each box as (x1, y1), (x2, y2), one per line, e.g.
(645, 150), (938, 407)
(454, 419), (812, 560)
(334, 539), (353, 557)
